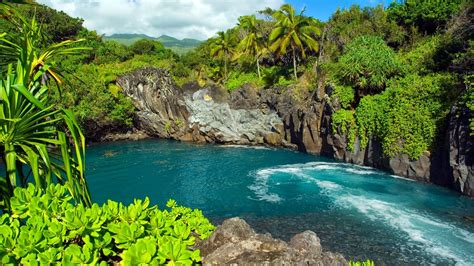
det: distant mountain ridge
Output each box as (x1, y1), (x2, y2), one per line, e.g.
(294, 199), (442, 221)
(104, 33), (202, 54)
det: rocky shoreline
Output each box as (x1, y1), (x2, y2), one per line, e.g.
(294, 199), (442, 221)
(198, 218), (347, 265)
(111, 67), (473, 197)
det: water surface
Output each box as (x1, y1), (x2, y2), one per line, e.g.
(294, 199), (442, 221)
(87, 140), (474, 265)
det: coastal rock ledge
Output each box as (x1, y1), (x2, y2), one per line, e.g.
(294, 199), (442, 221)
(198, 218), (347, 266)
(116, 67), (474, 197)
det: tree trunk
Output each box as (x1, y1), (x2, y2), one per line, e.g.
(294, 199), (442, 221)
(256, 57), (261, 79)
(292, 48), (297, 80)
(224, 51), (228, 80)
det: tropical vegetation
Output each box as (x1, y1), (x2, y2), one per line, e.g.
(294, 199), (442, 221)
(0, 184), (215, 265)
(0, 2), (215, 265)
(0, 3), (90, 209)
(0, 0), (473, 263)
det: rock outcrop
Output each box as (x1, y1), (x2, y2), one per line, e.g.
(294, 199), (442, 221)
(431, 105), (474, 196)
(199, 217), (347, 266)
(184, 87), (283, 144)
(118, 68), (284, 146)
(117, 68), (474, 197)
(117, 68), (190, 140)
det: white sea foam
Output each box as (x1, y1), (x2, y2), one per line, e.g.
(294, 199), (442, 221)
(248, 169), (283, 203)
(391, 174), (415, 182)
(248, 161), (474, 265)
(336, 195), (473, 265)
(219, 144), (272, 150)
(345, 168), (378, 175)
(314, 180), (342, 190)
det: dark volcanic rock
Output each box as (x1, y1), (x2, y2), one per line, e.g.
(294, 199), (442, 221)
(199, 218), (347, 266)
(117, 68), (190, 139)
(447, 105), (474, 196)
(432, 105), (474, 196)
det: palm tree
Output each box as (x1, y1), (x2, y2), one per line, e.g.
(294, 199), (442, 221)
(0, 3), (91, 210)
(269, 4), (321, 80)
(210, 31), (234, 80)
(236, 15), (266, 79)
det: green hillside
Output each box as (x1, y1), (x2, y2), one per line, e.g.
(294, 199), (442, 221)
(104, 33), (202, 54)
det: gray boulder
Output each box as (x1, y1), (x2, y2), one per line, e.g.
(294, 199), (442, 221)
(199, 217), (347, 266)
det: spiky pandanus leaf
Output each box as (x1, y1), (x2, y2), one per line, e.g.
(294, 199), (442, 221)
(0, 3), (91, 210)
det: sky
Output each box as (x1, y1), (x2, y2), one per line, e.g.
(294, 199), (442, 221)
(37, 0), (394, 40)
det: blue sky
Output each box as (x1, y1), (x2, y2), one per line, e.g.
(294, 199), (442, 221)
(288, 0), (394, 21)
(38, 0), (396, 40)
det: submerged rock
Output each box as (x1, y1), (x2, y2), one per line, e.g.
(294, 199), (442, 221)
(199, 218), (347, 266)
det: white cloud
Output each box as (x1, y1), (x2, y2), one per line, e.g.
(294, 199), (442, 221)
(37, 0), (284, 40)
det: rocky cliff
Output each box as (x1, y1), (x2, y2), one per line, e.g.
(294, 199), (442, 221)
(117, 68), (474, 197)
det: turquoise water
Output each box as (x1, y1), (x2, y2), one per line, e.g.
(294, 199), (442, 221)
(87, 139), (474, 265)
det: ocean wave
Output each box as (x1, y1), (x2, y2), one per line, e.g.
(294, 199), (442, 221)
(390, 175), (415, 182)
(219, 144), (273, 150)
(247, 168), (283, 203)
(336, 195), (473, 265)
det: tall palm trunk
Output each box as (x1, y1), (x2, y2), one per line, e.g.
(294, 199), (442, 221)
(224, 50), (228, 80)
(256, 56), (261, 79)
(292, 48), (297, 80)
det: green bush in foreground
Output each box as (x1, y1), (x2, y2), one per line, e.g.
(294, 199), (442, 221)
(350, 259), (375, 266)
(0, 184), (215, 265)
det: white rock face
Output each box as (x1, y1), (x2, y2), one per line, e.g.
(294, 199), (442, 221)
(185, 89), (283, 143)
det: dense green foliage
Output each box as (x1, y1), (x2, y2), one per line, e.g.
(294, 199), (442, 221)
(225, 71), (264, 91)
(0, 4), (91, 209)
(349, 259), (375, 266)
(331, 109), (357, 151)
(321, 5), (405, 58)
(327, 0), (471, 159)
(331, 84), (355, 109)
(0, 184), (215, 265)
(2, 0), (471, 159)
(466, 74), (474, 134)
(334, 36), (403, 95)
(355, 74), (454, 159)
(387, 0), (462, 34)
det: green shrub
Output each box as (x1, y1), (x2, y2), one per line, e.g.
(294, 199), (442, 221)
(350, 259), (375, 266)
(336, 36), (404, 94)
(0, 184), (215, 265)
(398, 36), (441, 74)
(387, 0), (463, 34)
(332, 109), (357, 151)
(225, 71), (264, 91)
(322, 5), (405, 59)
(130, 39), (167, 56)
(464, 74), (474, 135)
(332, 84), (355, 108)
(355, 74), (455, 159)
(355, 93), (387, 149)
(261, 66), (295, 87)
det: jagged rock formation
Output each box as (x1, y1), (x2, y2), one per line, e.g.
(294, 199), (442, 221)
(118, 68), (285, 146)
(117, 68), (474, 197)
(117, 68), (190, 139)
(184, 87), (283, 144)
(198, 217), (347, 265)
(446, 105), (474, 196)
